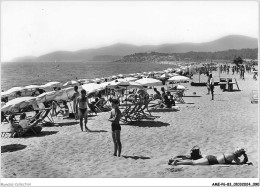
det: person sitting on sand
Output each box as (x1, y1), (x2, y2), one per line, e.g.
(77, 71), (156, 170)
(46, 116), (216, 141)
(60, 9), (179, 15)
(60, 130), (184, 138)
(170, 148), (249, 166)
(76, 89), (90, 132)
(163, 94), (171, 108)
(18, 113), (42, 135)
(169, 95), (176, 107)
(54, 100), (69, 117)
(9, 114), (20, 138)
(108, 99), (122, 157)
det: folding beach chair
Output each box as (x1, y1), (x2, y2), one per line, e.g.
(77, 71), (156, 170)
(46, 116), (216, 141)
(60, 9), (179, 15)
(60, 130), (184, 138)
(88, 103), (98, 116)
(94, 98), (111, 112)
(120, 104), (133, 123)
(34, 102), (54, 124)
(251, 90), (258, 104)
(16, 119), (43, 137)
(172, 90), (185, 103)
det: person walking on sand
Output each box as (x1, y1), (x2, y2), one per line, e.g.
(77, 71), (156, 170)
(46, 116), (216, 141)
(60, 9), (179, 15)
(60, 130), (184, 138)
(76, 89), (90, 132)
(108, 99), (122, 157)
(71, 85), (80, 120)
(209, 73), (214, 100)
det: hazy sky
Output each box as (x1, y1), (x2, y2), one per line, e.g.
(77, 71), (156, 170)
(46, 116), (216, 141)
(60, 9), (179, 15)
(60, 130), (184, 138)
(1, 1), (258, 62)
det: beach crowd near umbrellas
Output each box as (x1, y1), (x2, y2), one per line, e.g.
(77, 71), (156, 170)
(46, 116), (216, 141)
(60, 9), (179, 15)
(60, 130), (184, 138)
(1, 65), (194, 113)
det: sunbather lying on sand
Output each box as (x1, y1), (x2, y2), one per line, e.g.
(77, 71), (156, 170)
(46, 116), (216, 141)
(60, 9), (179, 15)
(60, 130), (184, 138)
(170, 148), (250, 166)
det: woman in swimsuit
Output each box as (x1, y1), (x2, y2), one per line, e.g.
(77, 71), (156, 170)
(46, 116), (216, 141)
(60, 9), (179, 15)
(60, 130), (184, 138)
(76, 89), (89, 132)
(171, 148), (249, 166)
(108, 99), (122, 157)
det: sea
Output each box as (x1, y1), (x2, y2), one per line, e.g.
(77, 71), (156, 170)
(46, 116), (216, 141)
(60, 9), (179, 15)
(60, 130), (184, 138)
(1, 61), (175, 91)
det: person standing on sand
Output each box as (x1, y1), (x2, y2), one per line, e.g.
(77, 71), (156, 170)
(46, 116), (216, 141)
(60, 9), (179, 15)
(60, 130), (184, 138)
(108, 99), (122, 157)
(76, 89), (90, 132)
(71, 85), (80, 120)
(209, 73), (214, 100)
(206, 72), (210, 95)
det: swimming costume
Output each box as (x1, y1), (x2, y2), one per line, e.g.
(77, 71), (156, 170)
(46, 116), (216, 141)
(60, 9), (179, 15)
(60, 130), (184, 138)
(223, 154), (232, 164)
(79, 108), (87, 115)
(111, 123), (121, 131)
(206, 155), (219, 165)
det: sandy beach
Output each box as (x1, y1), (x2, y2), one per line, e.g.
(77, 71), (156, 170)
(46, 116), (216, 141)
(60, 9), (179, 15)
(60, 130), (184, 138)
(1, 71), (258, 178)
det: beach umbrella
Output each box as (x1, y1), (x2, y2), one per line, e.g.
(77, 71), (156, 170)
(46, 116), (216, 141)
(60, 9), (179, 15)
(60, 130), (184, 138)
(1, 97), (36, 112)
(41, 81), (61, 88)
(36, 91), (57, 103)
(24, 85), (42, 90)
(2, 87), (27, 97)
(116, 78), (126, 82)
(175, 68), (182, 73)
(124, 77), (138, 82)
(135, 78), (162, 86)
(176, 85), (186, 90)
(77, 79), (89, 84)
(160, 74), (170, 78)
(168, 75), (190, 82)
(63, 80), (78, 87)
(169, 73), (179, 77)
(111, 81), (143, 89)
(111, 75), (117, 79)
(82, 83), (105, 95)
(117, 74), (124, 78)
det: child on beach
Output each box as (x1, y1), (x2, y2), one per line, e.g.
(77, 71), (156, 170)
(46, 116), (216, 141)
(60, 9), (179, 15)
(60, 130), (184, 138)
(76, 89), (90, 132)
(108, 99), (122, 157)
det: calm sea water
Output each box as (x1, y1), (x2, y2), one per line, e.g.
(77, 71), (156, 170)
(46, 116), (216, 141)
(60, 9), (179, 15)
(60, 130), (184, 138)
(1, 61), (174, 91)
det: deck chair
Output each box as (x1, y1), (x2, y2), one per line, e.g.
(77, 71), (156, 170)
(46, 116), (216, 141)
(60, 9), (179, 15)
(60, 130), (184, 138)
(1, 111), (9, 123)
(17, 119), (43, 137)
(35, 103), (54, 124)
(120, 104), (133, 123)
(88, 103), (98, 116)
(94, 98), (111, 112)
(251, 90), (258, 104)
(173, 90), (185, 103)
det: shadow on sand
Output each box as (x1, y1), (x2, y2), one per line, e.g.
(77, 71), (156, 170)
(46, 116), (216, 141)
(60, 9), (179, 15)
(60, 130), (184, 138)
(149, 108), (179, 113)
(51, 121), (79, 127)
(1, 144), (27, 153)
(86, 130), (108, 133)
(23, 131), (58, 138)
(122, 120), (170, 128)
(182, 95), (202, 98)
(122, 155), (151, 160)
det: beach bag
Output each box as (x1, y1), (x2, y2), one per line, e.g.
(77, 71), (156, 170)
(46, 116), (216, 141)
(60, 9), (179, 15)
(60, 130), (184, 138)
(190, 145), (202, 160)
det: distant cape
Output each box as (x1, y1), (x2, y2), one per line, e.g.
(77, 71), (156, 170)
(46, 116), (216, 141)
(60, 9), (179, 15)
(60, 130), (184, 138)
(12, 35), (258, 63)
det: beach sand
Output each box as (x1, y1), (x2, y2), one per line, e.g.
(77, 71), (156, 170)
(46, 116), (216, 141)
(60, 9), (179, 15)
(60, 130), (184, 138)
(1, 71), (258, 178)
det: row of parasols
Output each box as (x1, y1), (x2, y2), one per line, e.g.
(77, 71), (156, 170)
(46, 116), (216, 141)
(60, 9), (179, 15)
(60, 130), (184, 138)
(1, 75), (190, 113)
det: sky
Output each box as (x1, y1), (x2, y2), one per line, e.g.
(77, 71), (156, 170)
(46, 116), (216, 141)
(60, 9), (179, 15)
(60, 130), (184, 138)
(1, 1), (259, 62)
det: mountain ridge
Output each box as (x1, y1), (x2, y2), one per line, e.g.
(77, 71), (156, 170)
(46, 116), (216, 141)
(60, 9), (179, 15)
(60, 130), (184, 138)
(12, 35), (258, 62)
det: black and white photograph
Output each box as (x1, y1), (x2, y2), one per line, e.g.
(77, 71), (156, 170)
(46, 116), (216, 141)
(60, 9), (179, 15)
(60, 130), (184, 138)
(1, 1), (259, 186)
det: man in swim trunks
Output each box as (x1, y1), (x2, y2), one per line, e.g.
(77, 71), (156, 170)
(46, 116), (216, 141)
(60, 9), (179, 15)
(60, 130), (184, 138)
(76, 89), (90, 132)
